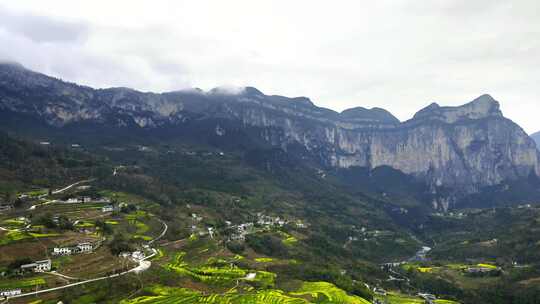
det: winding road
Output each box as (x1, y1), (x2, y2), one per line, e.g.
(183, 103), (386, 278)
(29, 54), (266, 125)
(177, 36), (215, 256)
(51, 179), (95, 195)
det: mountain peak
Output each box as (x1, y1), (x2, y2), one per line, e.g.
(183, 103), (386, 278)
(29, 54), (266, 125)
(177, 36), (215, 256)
(0, 60), (25, 69)
(0, 61), (30, 75)
(469, 94), (500, 110)
(413, 95), (503, 123)
(243, 86), (264, 96)
(340, 106), (399, 124)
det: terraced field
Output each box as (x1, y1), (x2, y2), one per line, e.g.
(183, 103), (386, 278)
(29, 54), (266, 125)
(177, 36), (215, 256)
(374, 292), (460, 304)
(166, 252), (275, 287)
(0, 230), (59, 245)
(39, 202), (107, 213)
(0, 277), (46, 290)
(292, 282), (371, 304)
(121, 286), (310, 304)
(1, 218), (27, 229)
(121, 283), (373, 304)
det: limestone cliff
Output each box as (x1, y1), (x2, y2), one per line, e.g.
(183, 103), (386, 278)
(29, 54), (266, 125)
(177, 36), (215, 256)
(0, 62), (538, 197)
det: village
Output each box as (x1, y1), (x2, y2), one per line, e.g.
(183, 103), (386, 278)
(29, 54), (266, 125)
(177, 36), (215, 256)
(0, 179), (166, 301)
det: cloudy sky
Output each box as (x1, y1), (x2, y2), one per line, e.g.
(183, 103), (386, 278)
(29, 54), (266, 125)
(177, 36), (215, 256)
(0, 1), (539, 133)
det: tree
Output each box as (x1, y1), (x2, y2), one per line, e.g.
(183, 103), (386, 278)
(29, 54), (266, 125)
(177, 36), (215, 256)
(13, 198), (23, 208)
(108, 233), (133, 255)
(3, 190), (16, 203)
(246, 233), (288, 257)
(226, 241), (245, 254)
(95, 220), (113, 235)
(35, 213), (57, 229)
(57, 215), (74, 230)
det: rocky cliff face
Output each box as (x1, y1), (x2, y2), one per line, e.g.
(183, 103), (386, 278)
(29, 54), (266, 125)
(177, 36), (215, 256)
(532, 132), (540, 149)
(1, 63), (538, 198)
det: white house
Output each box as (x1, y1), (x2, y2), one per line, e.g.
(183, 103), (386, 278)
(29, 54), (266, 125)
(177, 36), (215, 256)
(77, 242), (93, 253)
(66, 198), (79, 203)
(0, 289), (22, 297)
(35, 259), (51, 272)
(119, 252), (131, 258)
(132, 251), (145, 261)
(53, 247), (72, 255)
(102, 205), (114, 212)
(21, 259), (51, 272)
(373, 288), (387, 296)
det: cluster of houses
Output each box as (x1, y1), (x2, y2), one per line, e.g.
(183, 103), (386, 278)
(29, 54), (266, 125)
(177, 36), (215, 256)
(52, 241), (98, 256)
(190, 225), (215, 239)
(464, 265), (501, 276)
(256, 213), (287, 227)
(432, 211), (467, 219)
(119, 250), (146, 261)
(372, 288), (437, 304)
(63, 196), (111, 204)
(180, 150), (225, 157)
(228, 222), (255, 241)
(225, 213), (303, 242)
(189, 213), (217, 238)
(345, 226), (397, 244)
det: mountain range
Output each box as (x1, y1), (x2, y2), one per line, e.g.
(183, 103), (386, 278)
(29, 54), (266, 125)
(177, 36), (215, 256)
(0, 62), (539, 210)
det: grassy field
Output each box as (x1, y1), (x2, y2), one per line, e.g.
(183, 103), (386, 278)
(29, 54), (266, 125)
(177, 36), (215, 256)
(0, 230), (59, 245)
(0, 277), (46, 290)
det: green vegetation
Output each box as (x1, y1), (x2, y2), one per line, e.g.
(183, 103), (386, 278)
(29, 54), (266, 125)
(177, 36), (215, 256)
(121, 286), (309, 304)
(292, 282), (371, 304)
(0, 229), (60, 245)
(166, 252), (275, 287)
(75, 221), (95, 228)
(24, 189), (48, 197)
(0, 230), (31, 245)
(0, 131), (539, 304)
(0, 277), (46, 289)
(2, 218), (27, 227)
(476, 263), (497, 269)
(121, 283), (372, 304)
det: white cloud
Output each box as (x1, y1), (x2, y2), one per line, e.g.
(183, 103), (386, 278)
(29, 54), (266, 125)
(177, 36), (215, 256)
(0, 0), (539, 133)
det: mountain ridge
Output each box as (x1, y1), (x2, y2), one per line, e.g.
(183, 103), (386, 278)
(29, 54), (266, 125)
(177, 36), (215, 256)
(0, 62), (538, 210)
